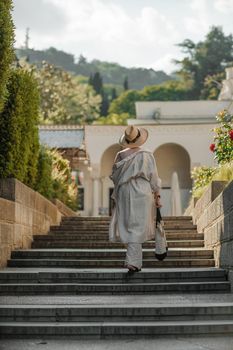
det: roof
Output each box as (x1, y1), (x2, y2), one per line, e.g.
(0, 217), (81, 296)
(39, 126), (84, 148)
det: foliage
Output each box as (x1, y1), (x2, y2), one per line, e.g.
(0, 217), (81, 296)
(25, 61), (101, 125)
(191, 166), (217, 198)
(34, 145), (53, 199)
(35, 147), (78, 210)
(90, 72), (103, 94)
(16, 47), (76, 72)
(123, 76), (129, 91)
(212, 161), (233, 183)
(211, 110), (233, 164)
(141, 81), (189, 101)
(175, 26), (233, 99)
(94, 113), (130, 125)
(0, 68), (40, 187)
(191, 110), (233, 198)
(0, 0), (15, 112)
(201, 72), (225, 100)
(109, 81), (188, 117)
(109, 90), (142, 116)
(16, 47), (172, 90)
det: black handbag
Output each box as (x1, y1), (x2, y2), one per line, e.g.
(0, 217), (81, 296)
(155, 208), (168, 261)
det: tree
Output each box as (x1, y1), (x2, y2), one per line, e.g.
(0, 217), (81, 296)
(123, 76), (129, 90)
(95, 113), (130, 125)
(25, 61), (101, 124)
(175, 26), (233, 99)
(109, 81), (188, 117)
(109, 90), (142, 117)
(201, 72), (225, 100)
(0, 0), (14, 112)
(78, 54), (87, 65)
(141, 81), (189, 101)
(111, 88), (117, 101)
(0, 69), (40, 187)
(91, 72), (103, 94)
(100, 91), (109, 116)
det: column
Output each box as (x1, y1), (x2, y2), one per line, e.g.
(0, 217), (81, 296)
(92, 177), (99, 216)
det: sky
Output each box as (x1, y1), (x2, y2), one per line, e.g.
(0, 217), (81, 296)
(12, 0), (233, 74)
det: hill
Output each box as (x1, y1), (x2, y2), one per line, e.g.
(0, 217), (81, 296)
(15, 47), (172, 90)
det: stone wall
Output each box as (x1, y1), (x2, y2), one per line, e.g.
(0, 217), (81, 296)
(188, 180), (233, 288)
(52, 199), (79, 217)
(0, 178), (76, 268)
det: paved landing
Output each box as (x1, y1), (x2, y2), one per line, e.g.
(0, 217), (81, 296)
(0, 337), (233, 350)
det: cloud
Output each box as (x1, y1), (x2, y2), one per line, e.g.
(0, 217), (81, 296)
(184, 0), (210, 37)
(13, 0), (179, 72)
(214, 0), (233, 13)
(13, 0), (67, 34)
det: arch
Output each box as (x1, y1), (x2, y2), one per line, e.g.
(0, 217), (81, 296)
(100, 144), (121, 177)
(153, 143), (192, 189)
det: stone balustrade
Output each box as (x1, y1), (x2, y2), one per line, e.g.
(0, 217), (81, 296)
(0, 178), (77, 267)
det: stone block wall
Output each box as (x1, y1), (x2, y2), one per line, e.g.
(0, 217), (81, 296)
(0, 178), (76, 268)
(188, 180), (233, 288)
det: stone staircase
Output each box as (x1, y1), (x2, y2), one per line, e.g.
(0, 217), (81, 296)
(0, 215), (233, 338)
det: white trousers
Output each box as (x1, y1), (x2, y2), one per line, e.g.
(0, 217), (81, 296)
(125, 243), (142, 269)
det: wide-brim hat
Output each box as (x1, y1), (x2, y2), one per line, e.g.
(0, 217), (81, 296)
(119, 125), (148, 148)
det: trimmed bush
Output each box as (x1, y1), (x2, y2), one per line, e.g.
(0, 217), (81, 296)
(0, 0), (14, 112)
(0, 69), (40, 187)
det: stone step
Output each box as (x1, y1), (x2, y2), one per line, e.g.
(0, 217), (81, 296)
(7, 258), (216, 268)
(1, 319), (233, 338)
(32, 240), (204, 249)
(0, 281), (230, 295)
(51, 224), (197, 231)
(11, 249), (214, 260)
(62, 216), (192, 222)
(0, 268), (226, 284)
(35, 232), (203, 241)
(1, 304), (233, 322)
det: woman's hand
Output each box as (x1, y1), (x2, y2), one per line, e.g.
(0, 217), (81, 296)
(154, 193), (162, 208)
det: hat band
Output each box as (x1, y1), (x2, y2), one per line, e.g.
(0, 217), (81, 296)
(126, 129), (141, 144)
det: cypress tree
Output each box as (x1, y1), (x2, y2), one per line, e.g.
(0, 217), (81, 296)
(88, 73), (93, 86)
(0, 69), (40, 186)
(101, 92), (109, 116)
(123, 76), (129, 91)
(111, 88), (117, 101)
(0, 0), (14, 112)
(92, 72), (103, 94)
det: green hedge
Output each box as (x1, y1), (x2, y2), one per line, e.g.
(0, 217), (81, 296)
(0, 69), (40, 187)
(0, 0), (14, 112)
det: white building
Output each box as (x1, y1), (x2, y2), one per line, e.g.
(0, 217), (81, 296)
(39, 70), (233, 216)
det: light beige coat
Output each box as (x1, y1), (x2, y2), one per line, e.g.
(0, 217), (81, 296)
(109, 149), (161, 244)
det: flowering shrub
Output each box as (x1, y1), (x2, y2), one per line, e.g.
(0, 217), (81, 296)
(210, 110), (233, 164)
(191, 166), (217, 198)
(191, 110), (233, 198)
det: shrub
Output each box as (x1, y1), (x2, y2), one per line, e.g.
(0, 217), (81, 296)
(36, 147), (78, 210)
(191, 166), (217, 198)
(210, 110), (233, 164)
(0, 0), (14, 112)
(34, 145), (53, 199)
(0, 69), (40, 187)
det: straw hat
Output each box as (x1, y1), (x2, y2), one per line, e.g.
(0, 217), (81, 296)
(119, 125), (148, 148)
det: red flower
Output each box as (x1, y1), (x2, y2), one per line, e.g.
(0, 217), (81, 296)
(229, 130), (233, 140)
(210, 143), (215, 152)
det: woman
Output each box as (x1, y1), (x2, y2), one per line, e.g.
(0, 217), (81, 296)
(109, 125), (162, 273)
